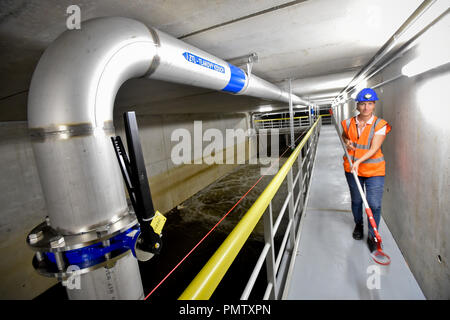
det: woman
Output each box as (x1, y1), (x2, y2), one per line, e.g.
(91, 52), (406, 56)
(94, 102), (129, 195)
(341, 88), (391, 252)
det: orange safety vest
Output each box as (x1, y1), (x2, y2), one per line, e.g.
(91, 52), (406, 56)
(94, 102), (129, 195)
(341, 116), (391, 177)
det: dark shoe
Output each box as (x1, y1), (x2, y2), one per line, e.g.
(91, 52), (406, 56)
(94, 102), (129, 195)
(352, 223), (363, 240)
(367, 235), (377, 252)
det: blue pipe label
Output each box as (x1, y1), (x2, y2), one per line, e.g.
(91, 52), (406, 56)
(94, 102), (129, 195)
(222, 63), (246, 94)
(182, 52), (225, 73)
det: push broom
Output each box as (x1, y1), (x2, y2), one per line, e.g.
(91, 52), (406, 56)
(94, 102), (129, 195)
(329, 109), (391, 265)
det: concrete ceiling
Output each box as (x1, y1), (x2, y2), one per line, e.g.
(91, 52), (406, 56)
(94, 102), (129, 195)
(0, 0), (425, 119)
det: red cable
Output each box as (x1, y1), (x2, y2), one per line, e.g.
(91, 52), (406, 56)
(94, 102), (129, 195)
(144, 132), (304, 300)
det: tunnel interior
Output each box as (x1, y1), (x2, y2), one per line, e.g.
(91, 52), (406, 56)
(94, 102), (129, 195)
(0, 0), (449, 301)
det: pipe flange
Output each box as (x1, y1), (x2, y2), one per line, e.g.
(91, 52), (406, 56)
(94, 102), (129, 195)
(30, 224), (142, 279)
(27, 212), (138, 253)
(32, 250), (132, 280)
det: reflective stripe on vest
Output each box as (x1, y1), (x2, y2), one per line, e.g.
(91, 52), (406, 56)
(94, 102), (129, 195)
(353, 156), (385, 164)
(345, 118), (351, 132)
(354, 118), (382, 150)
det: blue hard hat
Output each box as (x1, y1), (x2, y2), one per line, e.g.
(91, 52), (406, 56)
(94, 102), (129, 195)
(355, 88), (379, 102)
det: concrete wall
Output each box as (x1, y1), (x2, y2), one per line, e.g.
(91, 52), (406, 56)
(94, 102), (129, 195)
(0, 111), (251, 299)
(114, 112), (252, 214)
(338, 16), (449, 299)
(372, 69), (449, 299)
(0, 122), (57, 299)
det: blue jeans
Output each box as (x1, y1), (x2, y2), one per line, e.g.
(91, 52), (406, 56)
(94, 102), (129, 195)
(344, 172), (384, 237)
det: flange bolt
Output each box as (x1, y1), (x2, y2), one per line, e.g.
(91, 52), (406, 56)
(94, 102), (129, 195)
(28, 231), (43, 244)
(50, 236), (65, 248)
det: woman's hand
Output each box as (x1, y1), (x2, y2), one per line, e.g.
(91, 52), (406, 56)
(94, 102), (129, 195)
(351, 160), (361, 173)
(344, 137), (356, 151)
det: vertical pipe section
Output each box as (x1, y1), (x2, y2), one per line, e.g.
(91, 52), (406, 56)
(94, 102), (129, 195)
(66, 253), (144, 300)
(288, 79), (295, 149)
(28, 17), (158, 299)
(28, 17), (158, 234)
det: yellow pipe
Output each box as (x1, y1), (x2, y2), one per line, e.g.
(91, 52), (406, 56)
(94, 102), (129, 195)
(179, 119), (320, 300)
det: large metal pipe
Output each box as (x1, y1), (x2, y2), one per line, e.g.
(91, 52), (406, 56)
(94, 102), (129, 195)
(145, 26), (309, 105)
(28, 17), (309, 299)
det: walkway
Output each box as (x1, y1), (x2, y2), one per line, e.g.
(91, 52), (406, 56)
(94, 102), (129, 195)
(286, 125), (425, 300)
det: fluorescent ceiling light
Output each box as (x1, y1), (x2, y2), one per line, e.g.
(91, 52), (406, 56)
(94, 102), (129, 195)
(355, 79), (368, 92)
(402, 13), (450, 77)
(259, 105), (272, 112)
(398, 1), (450, 45)
(346, 79), (367, 101)
(402, 53), (450, 77)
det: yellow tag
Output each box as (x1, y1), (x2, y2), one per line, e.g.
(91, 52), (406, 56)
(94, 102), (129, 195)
(150, 210), (166, 235)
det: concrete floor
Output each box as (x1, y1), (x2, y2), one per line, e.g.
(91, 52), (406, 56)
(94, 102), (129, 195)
(287, 125), (425, 300)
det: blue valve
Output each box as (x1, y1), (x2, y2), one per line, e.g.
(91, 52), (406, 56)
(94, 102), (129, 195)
(46, 226), (141, 269)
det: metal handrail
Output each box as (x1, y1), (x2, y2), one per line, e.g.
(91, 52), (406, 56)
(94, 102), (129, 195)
(253, 112), (312, 132)
(179, 116), (324, 300)
(254, 116), (309, 122)
(320, 113), (332, 125)
(254, 118), (311, 131)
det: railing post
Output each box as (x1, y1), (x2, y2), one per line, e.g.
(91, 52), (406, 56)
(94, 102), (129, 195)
(288, 79), (295, 149)
(296, 151), (304, 220)
(308, 106), (312, 126)
(314, 121), (320, 153)
(287, 167), (296, 249)
(306, 137), (312, 185)
(311, 128), (316, 168)
(263, 201), (277, 299)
